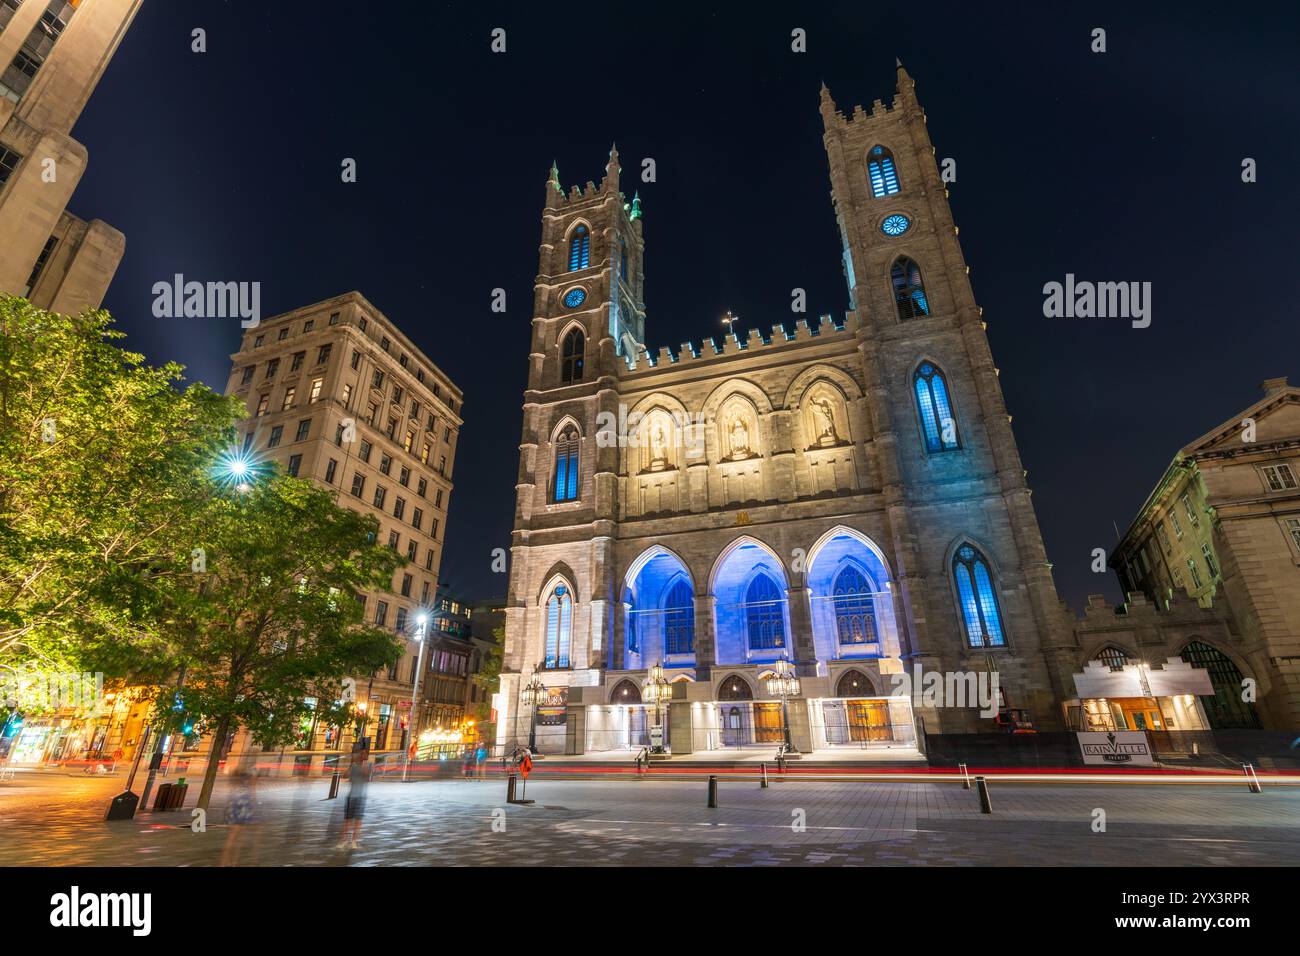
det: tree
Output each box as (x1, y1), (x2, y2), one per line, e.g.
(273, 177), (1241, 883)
(163, 472), (404, 810)
(0, 296), (244, 672)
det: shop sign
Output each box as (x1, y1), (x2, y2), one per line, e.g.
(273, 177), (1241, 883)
(1076, 730), (1154, 766)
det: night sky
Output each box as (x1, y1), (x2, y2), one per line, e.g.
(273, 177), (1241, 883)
(67, 1), (1299, 611)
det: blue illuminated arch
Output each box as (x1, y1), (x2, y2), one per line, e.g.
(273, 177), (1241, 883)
(867, 145), (901, 197)
(891, 257), (929, 320)
(745, 572), (786, 651)
(568, 224), (590, 270)
(544, 583), (573, 667)
(832, 564), (877, 645)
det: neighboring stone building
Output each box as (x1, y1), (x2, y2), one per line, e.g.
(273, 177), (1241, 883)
(221, 292), (464, 762)
(1108, 376), (1300, 730)
(0, 0), (139, 312)
(498, 65), (1081, 756)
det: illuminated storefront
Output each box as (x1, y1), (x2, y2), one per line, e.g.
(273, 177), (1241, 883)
(1062, 658), (1213, 732)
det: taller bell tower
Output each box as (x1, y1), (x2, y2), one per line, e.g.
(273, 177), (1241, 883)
(821, 65), (1073, 727)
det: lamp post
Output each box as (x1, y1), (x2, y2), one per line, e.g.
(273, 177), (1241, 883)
(766, 655), (802, 756)
(402, 611), (430, 783)
(642, 661), (672, 754)
(520, 670), (545, 755)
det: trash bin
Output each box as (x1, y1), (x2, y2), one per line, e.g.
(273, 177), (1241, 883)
(152, 782), (174, 811)
(105, 790), (140, 821)
(167, 782), (188, 809)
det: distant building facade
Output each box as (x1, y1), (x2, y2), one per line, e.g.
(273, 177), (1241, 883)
(0, 0), (139, 312)
(221, 292), (464, 763)
(1109, 377), (1300, 730)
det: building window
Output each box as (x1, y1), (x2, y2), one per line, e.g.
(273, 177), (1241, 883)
(891, 256), (929, 320)
(278, 327), (288, 341)
(1181, 493), (1199, 527)
(310, 378), (323, 403)
(350, 473), (365, 497)
(372, 370), (385, 390)
(425, 549), (434, 571)
(867, 145), (901, 197)
(255, 395), (270, 416)
(1, 1), (77, 103)
(1262, 463), (1298, 491)
(1186, 557), (1203, 589)
(543, 584), (573, 668)
(287, 454), (302, 477)
(744, 573), (786, 651)
(403, 430), (414, 453)
(1167, 509), (1183, 539)
(351, 349), (361, 370)
(399, 466), (410, 487)
(561, 328), (585, 383)
(553, 425), (580, 502)
(387, 530), (399, 550)
(412, 507), (423, 530)
(832, 565), (878, 645)
(1096, 646), (1129, 672)
(438, 455), (446, 475)
(914, 362), (959, 453)
(325, 459), (338, 484)
(0, 2), (21, 36)
(379, 453), (391, 475)
(240, 366), (255, 386)
(1180, 641), (1259, 729)
(406, 540), (417, 562)
(393, 497), (406, 520)
(417, 477), (427, 498)
(568, 224), (590, 271)
(435, 489), (443, 508)
(373, 485), (387, 509)
(254, 335), (264, 348)
(23, 234), (57, 294)
(0, 146), (21, 189)
(953, 544), (1006, 648)
(400, 574), (413, 597)
(359, 440), (372, 464)
(290, 351), (305, 372)
(375, 601), (388, 626)
(342, 383), (353, 407)
(265, 358), (280, 379)
(1200, 543), (1218, 578)
(662, 580), (694, 655)
(281, 387), (296, 411)
(420, 442), (430, 465)
(316, 344), (332, 365)
(295, 419), (311, 442)
(267, 425), (283, 448)
(1156, 524), (1172, 555)
(329, 312), (340, 325)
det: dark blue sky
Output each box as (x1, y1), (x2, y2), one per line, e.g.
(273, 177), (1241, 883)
(68, 1), (1299, 609)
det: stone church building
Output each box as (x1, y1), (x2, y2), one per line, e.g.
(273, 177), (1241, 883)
(496, 66), (1284, 756)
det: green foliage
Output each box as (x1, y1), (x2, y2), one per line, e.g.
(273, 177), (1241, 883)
(472, 625), (504, 731)
(0, 296), (244, 671)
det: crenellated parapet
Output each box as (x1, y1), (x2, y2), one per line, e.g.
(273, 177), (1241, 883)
(622, 313), (856, 374)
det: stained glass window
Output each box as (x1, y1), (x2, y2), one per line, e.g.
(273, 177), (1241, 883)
(745, 573), (786, 651)
(544, 584), (572, 668)
(554, 425), (580, 502)
(867, 145), (901, 197)
(561, 328), (585, 383)
(569, 225), (590, 270)
(953, 544), (1005, 647)
(914, 362), (959, 452)
(563, 287), (586, 309)
(833, 565), (878, 645)
(881, 214), (910, 236)
(662, 579), (694, 655)
(891, 256), (929, 320)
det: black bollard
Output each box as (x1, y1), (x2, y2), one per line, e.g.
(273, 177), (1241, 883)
(760, 762), (769, 789)
(960, 763), (971, 790)
(327, 770), (340, 799)
(707, 774), (718, 808)
(976, 775), (993, 814)
(506, 773), (517, 803)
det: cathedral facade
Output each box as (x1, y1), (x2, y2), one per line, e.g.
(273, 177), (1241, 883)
(497, 66), (1079, 756)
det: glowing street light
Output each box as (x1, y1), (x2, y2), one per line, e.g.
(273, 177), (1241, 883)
(641, 661), (673, 754)
(520, 670), (546, 754)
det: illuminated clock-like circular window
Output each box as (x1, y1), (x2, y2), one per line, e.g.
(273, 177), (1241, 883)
(881, 214), (911, 237)
(563, 287), (587, 309)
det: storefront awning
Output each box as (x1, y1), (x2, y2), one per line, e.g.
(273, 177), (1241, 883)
(1071, 658), (1213, 699)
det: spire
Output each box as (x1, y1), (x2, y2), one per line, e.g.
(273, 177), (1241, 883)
(602, 142), (621, 190)
(819, 81), (838, 128)
(629, 191), (642, 220)
(548, 160), (561, 191)
(545, 160), (562, 207)
(895, 57), (915, 95)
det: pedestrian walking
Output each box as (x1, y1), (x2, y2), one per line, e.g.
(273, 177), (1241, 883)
(338, 747), (372, 849)
(474, 742), (488, 780)
(219, 770), (258, 866)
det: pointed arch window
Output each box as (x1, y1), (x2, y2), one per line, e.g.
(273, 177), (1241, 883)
(561, 328), (585, 383)
(891, 256), (929, 320)
(544, 584), (573, 668)
(745, 573), (786, 651)
(832, 565), (878, 645)
(553, 424), (580, 502)
(569, 224), (590, 270)
(953, 544), (1005, 648)
(662, 579), (695, 655)
(914, 362), (959, 453)
(867, 145), (901, 197)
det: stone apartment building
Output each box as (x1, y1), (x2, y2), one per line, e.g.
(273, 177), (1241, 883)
(1108, 377), (1300, 730)
(497, 65), (1081, 757)
(0, 0), (139, 312)
(222, 291), (463, 762)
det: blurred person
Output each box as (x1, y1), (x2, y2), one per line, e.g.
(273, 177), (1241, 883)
(338, 747), (372, 849)
(220, 770), (258, 866)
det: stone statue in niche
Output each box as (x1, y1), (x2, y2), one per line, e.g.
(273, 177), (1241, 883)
(729, 417), (751, 458)
(811, 396), (841, 446)
(648, 422), (669, 471)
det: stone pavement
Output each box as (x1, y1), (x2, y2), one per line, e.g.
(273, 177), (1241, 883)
(2, 770), (1298, 866)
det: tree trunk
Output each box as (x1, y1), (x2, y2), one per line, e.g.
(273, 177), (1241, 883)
(196, 711), (234, 811)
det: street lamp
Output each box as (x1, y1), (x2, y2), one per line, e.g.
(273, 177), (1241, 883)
(520, 670), (546, 755)
(402, 611), (430, 783)
(765, 655), (802, 756)
(641, 661), (673, 754)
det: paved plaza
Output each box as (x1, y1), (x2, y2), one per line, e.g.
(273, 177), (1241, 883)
(2, 769), (1298, 866)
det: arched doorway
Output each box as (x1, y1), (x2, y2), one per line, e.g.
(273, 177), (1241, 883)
(827, 669), (890, 744)
(1180, 641), (1260, 728)
(835, 669), (876, 697)
(717, 675), (753, 748)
